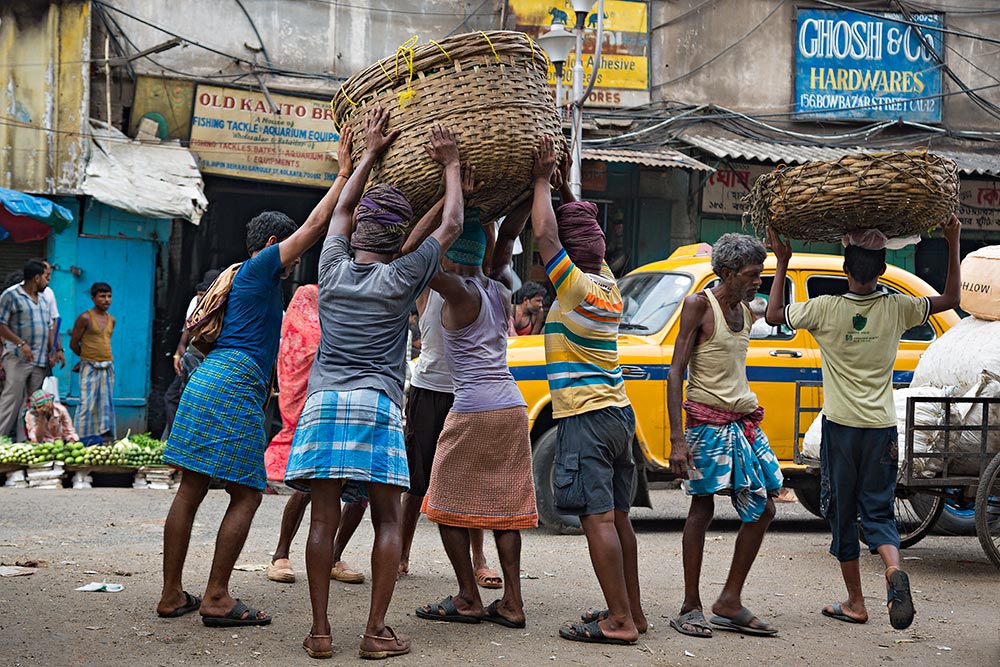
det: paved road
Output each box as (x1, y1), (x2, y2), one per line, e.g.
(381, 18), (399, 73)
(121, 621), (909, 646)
(0, 488), (997, 666)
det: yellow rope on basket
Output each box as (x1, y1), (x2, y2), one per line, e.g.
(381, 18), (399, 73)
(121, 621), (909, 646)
(329, 98), (340, 131)
(395, 35), (420, 109)
(480, 31), (501, 63)
(339, 84), (358, 107)
(429, 39), (453, 64)
(378, 59), (394, 84)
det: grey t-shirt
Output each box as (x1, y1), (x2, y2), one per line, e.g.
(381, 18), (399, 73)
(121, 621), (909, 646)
(309, 234), (441, 407)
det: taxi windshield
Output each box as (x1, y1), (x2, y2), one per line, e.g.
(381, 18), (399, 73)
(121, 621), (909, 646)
(618, 272), (693, 334)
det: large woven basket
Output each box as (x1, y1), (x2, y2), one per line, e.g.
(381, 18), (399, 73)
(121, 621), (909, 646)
(331, 31), (562, 227)
(743, 152), (959, 242)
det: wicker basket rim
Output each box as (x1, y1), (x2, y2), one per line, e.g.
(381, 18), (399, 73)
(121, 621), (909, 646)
(333, 31), (548, 116)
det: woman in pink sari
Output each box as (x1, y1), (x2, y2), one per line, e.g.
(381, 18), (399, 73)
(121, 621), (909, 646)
(265, 284), (367, 585)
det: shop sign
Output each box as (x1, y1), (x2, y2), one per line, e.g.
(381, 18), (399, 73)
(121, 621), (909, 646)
(957, 179), (1000, 231)
(581, 160), (608, 191)
(700, 164), (772, 217)
(795, 9), (943, 123)
(509, 0), (650, 108)
(189, 84), (341, 187)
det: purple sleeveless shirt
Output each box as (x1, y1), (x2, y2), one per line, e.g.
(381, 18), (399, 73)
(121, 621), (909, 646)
(442, 277), (526, 413)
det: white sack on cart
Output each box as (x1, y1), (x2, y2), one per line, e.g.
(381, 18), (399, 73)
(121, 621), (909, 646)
(894, 386), (958, 478)
(911, 317), (1000, 392)
(945, 370), (1000, 476)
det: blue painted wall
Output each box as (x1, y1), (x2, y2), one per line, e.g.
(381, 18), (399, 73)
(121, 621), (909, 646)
(47, 198), (171, 437)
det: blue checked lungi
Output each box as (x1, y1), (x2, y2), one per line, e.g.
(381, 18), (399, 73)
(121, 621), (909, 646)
(163, 348), (269, 490)
(285, 388), (408, 493)
(75, 360), (115, 441)
(683, 421), (784, 522)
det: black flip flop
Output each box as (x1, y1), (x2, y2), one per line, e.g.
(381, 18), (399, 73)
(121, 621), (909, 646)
(483, 600), (526, 629)
(582, 608), (648, 634)
(201, 599), (271, 627)
(670, 609), (713, 638)
(710, 607), (778, 636)
(822, 603), (866, 624)
(415, 595), (482, 624)
(558, 620), (636, 645)
(887, 569), (915, 630)
(158, 591), (201, 618)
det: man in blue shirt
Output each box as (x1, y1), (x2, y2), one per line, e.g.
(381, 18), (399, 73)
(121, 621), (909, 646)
(0, 259), (53, 437)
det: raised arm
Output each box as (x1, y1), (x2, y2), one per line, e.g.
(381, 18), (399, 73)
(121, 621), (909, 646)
(530, 135), (562, 266)
(666, 294), (708, 479)
(557, 141), (576, 204)
(928, 213), (962, 314)
(277, 125), (355, 266)
(425, 124), (464, 253)
(489, 195), (531, 290)
(328, 107), (402, 241)
(765, 227), (793, 326)
(399, 198), (445, 256)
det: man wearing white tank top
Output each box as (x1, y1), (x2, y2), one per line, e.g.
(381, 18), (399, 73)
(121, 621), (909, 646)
(666, 233), (783, 639)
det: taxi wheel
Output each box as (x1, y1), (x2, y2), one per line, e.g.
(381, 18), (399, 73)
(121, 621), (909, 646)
(794, 476), (824, 519)
(532, 427), (584, 535)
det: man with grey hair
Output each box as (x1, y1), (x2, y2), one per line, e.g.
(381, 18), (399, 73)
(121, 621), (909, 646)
(665, 233), (783, 638)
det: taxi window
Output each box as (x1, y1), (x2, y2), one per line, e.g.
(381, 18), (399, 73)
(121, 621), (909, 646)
(805, 276), (935, 342)
(705, 275), (794, 340)
(619, 272), (692, 334)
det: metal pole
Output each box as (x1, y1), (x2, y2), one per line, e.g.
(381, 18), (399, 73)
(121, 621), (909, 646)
(554, 63), (564, 108)
(570, 25), (584, 198)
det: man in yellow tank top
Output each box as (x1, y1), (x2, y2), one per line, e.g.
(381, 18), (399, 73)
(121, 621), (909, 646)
(69, 282), (116, 444)
(667, 234), (783, 639)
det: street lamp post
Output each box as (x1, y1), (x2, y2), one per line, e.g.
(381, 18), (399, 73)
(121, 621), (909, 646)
(537, 23), (574, 108)
(540, 1), (602, 198)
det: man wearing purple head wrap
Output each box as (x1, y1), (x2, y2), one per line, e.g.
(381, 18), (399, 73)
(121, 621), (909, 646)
(556, 200), (606, 275)
(285, 110), (465, 661)
(531, 136), (646, 646)
(351, 183), (413, 256)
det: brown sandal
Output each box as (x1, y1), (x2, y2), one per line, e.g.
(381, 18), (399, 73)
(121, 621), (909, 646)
(303, 633), (333, 659)
(359, 626), (411, 660)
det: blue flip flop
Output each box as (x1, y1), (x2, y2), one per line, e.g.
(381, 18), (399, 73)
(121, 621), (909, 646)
(887, 569), (915, 630)
(822, 603), (866, 624)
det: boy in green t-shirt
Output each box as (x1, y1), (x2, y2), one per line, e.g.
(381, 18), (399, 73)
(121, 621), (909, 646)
(765, 215), (961, 631)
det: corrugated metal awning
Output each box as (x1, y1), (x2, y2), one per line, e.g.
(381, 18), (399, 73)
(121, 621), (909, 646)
(83, 120), (208, 224)
(680, 134), (1000, 177)
(582, 147), (714, 172)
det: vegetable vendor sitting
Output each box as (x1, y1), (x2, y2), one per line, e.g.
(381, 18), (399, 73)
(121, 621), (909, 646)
(24, 389), (78, 443)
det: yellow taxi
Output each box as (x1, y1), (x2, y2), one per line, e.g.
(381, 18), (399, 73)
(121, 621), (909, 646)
(509, 244), (959, 532)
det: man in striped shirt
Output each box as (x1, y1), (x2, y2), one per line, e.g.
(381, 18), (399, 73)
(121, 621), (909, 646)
(531, 136), (646, 646)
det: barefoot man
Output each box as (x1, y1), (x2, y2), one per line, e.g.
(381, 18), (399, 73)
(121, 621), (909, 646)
(667, 233), (783, 639)
(766, 215), (962, 630)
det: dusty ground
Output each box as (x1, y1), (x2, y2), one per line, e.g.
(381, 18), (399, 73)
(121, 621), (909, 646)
(0, 487), (997, 667)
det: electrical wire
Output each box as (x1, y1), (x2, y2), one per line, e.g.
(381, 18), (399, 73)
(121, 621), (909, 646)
(650, 0), (719, 31)
(232, 0), (273, 68)
(657, 0), (786, 87)
(812, 0), (1000, 47)
(305, 0), (498, 17)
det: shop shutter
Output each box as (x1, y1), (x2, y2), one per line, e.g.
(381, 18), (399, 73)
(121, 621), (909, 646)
(0, 239), (47, 287)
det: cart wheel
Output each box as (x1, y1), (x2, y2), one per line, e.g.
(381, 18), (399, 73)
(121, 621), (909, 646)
(859, 491), (942, 549)
(974, 452), (1000, 569)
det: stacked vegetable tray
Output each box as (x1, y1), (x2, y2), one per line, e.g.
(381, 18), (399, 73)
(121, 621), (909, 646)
(0, 434), (170, 484)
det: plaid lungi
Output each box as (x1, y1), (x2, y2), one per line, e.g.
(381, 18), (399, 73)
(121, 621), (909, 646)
(163, 348), (269, 490)
(683, 420), (784, 523)
(423, 407), (538, 530)
(284, 388), (407, 492)
(76, 360), (115, 440)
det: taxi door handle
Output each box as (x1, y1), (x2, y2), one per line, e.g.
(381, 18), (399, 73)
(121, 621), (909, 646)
(620, 365), (649, 380)
(769, 349), (802, 358)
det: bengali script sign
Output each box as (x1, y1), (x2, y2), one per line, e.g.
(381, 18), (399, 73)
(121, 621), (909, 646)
(957, 179), (1000, 231)
(795, 9), (943, 122)
(700, 164), (772, 217)
(189, 84), (341, 187)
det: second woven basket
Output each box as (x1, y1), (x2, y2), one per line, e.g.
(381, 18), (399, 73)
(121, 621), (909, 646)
(743, 152), (959, 242)
(332, 31), (563, 228)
